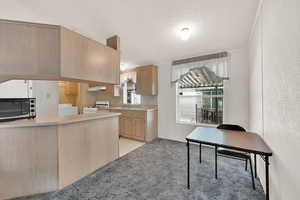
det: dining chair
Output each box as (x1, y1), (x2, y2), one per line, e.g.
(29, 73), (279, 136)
(216, 124), (256, 190)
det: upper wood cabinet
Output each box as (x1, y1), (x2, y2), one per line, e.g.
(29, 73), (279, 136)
(0, 19), (120, 84)
(136, 65), (158, 96)
(0, 20), (61, 79)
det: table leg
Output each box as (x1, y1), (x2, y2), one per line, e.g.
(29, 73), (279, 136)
(254, 154), (257, 178)
(215, 145), (218, 179)
(265, 156), (270, 200)
(187, 141), (190, 189)
(199, 143), (202, 163)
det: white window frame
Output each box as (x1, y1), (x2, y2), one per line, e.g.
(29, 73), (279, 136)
(175, 83), (225, 127)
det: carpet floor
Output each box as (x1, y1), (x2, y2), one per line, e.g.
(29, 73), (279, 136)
(16, 138), (265, 200)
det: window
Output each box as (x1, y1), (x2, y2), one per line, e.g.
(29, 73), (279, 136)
(122, 79), (141, 105)
(176, 85), (224, 125)
(172, 52), (229, 126)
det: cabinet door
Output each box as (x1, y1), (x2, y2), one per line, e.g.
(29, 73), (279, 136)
(136, 68), (150, 95)
(0, 20), (60, 78)
(136, 66), (158, 95)
(60, 27), (87, 80)
(60, 27), (120, 84)
(132, 118), (145, 141)
(120, 116), (133, 138)
(119, 116), (126, 137)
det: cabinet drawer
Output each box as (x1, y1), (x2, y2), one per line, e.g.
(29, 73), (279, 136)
(116, 110), (146, 119)
(131, 111), (146, 118)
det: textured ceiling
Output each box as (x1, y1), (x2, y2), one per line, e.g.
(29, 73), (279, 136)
(1, 0), (259, 68)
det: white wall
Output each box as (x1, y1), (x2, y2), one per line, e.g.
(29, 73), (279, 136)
(0, 80), (32, 98)
(223, 49), (249, 129)
(0, 80), (59, 119)
(158, 48), (250, 142)
(32, 81), (59, 119)
(249, 0), (300, 199)
(141, 96), (158, 105)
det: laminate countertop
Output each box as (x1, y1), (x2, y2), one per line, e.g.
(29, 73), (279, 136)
(104, 105), (158, 112)
(0, 112), (121, 129)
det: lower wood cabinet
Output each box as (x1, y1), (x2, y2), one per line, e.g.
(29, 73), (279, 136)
(119, 116), (133, 138)
(58, 117), (119, 188)
(119, 116), (145, 141)
(132, 118), (146, 141)
(110, 109), (157, 142)
(0, 116), (119, 200)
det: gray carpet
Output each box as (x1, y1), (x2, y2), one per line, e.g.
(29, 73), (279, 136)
(16, 138), (265, 200)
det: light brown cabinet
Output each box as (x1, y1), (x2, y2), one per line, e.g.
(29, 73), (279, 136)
(0, 19), (120, 84)
(0, 115), (119, 199)
(132, 118), (146, 141)
(61, 29), (120, 84)
(0, 20), (61, 79)
(58, 117), (119, 188)
(136, 65), (158, 96)
(110, 109), (157, 142)
(119, 116), (133, 138)
(119, 115), (145, 141)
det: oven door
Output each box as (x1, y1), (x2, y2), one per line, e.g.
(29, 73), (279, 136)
(0, 99), (30, 121)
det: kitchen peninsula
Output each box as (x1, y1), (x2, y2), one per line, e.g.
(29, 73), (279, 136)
(0, 112), (120, 200)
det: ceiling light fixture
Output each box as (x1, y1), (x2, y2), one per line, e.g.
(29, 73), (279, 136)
(120, 64), (126, 71)
(180, 27), (191, 41)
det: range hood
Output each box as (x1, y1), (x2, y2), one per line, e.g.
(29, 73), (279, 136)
(87, 86), (107, 92)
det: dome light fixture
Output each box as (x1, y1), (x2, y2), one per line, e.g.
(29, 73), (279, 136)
(120, 63), (127, 71)
(180, 27), (191, 40)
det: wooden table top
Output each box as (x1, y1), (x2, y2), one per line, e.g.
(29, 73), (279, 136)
(186, 127), (272, 156)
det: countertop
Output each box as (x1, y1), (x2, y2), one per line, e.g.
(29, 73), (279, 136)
(0, 112), (121, 129)
(102, 105), (158, 112)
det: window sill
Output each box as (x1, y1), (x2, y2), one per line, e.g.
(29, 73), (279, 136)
(176, 121), (218, 128)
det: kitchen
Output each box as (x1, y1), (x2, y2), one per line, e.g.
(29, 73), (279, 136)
(58, 65), (158, 143)
(1, 0), (290, 199)
(0, 19), (157, 199)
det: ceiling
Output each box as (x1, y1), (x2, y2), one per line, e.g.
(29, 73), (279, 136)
(1, 0), (259, 69)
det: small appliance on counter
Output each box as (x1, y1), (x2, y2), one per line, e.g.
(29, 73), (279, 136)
(58, 104), (78, 116)
(83, 101), (110, 114)
(96, 101), (110, 108)
(0, 98), (36, 122)
(83, 107), (98, 114)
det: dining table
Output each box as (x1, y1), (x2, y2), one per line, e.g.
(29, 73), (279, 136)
(186, 127), (273, 200)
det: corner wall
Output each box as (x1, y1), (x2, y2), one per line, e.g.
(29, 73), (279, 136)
(32, 81), (59, 119)
(249, 0), (300, 199)
(158, 48), (250, 142)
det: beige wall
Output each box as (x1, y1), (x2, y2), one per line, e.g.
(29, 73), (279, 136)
(249, 0), (300, 199)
